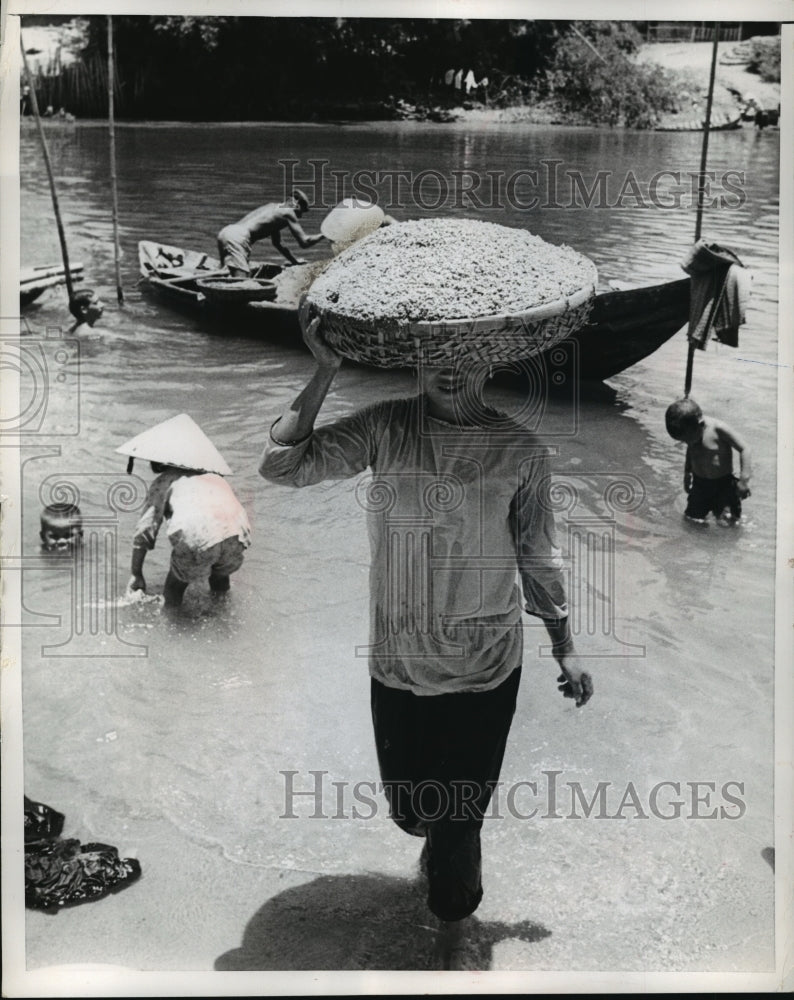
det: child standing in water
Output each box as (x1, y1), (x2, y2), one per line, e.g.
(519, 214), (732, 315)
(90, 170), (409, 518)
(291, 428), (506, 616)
(665, 397), (752, 523)
(117, 414), (251, 606)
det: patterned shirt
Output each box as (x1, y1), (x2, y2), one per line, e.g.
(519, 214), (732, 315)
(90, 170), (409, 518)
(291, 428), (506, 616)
(134, 471), (252, 552)
(260, 396), (567, 695)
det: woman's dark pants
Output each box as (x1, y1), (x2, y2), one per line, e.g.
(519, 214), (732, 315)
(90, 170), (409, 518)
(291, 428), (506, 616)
(370, 667), (521, 922)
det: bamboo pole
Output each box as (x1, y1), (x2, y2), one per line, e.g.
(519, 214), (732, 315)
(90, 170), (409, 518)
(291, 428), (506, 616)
(685, 23), (720, 396)
(694, 27), (720, 242)
(108, 16), (124, 305)
(19, 38), (75, 304)
(683, 341), (696, 397)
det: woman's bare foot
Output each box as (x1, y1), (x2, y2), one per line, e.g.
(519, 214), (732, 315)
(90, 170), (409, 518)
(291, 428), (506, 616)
(435, 915), (471, 970)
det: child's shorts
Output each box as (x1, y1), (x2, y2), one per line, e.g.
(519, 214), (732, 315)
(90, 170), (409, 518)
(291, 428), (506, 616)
(685, 474), (742, 520)
(169, 535), (246, 584)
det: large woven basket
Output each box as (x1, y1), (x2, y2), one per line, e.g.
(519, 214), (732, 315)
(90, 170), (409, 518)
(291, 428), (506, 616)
(318, 284), (595, 368)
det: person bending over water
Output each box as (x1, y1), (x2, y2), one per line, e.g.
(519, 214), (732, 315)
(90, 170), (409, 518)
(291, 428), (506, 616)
(217, 189), (326, 274)
(118, 415), (252, 608)
(258, 300), (593, 969)
(665, 397), (752, 524)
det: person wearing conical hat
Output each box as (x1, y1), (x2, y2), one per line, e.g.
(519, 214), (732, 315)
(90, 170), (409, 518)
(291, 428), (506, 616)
(118, 415), (251, 608)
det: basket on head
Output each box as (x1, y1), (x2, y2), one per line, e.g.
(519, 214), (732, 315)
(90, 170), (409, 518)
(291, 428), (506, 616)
(196, 276), (277, 303)
(317, 285), (594, 368)
(306, 219), (597, 368)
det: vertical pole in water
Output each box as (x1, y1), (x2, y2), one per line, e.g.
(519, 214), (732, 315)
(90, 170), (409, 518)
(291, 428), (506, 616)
(19, 38), (75, 304)
(694, 26), (719, 242)
(686, 23), (720, 396)
(684, 341), (696, 397)
(108, 16), (124, 305)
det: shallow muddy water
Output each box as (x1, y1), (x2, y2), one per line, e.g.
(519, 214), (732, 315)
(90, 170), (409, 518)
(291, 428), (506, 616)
(16, 120), (781, 972)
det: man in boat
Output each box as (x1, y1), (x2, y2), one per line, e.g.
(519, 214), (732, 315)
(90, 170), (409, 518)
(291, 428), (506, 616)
(217, 189), (326, 274)
(259, 302), (593, 968)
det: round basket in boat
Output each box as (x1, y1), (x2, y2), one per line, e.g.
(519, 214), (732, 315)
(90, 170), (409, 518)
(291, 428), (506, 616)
(306, 219), (597, 368)
(196, 276), (277, 303)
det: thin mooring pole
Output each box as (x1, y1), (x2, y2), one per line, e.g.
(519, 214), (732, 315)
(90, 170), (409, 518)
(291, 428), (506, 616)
(686, 23), (720, 396)
(694, 26), (720, 242)
(684, 341), (696, 396)
(108, 16), (124, 305)
(20, 38), (75, 303)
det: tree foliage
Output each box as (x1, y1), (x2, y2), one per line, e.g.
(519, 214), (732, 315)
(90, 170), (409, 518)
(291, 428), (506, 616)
(746, 36), (780, 83)
(545, 21), (680, 128)
(61, 16), (569, 120)
(24, 16), (691, 127)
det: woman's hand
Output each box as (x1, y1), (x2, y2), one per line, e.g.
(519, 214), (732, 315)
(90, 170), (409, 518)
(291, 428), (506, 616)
(556, 655), (593, 707)
(298, 296), (342, 370)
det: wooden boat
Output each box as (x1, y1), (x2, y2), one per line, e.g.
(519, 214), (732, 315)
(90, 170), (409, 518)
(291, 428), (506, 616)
(654, 113), (742, 133)
(139, 241), (300, 341)
(21, 262), (84, 306)
(138, 240), (690, 381)
(574, 277), (689, 381)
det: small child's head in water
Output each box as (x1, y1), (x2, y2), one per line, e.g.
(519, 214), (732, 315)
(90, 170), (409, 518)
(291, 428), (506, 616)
(69, 289), (103, 327)
(40, 502), (83, 550)
(665, 397), (704, 445)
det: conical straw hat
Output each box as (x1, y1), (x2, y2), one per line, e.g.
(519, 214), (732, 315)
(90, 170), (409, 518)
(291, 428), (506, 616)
(116, 414), (232, 475)
(321, 198), (385, 247)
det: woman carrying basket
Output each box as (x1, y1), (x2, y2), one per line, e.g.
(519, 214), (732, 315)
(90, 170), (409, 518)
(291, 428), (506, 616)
(258, 301), (593, 968)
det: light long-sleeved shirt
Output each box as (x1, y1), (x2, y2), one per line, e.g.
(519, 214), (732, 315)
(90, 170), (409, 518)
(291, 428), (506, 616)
(260, 396), (567, 695)
(133, 470), (252, 552)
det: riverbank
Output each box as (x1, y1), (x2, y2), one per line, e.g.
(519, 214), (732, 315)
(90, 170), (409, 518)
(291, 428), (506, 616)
(437, 40), (780, 129)
(635, 41), (781, 127)
(19, 21), (781, 131)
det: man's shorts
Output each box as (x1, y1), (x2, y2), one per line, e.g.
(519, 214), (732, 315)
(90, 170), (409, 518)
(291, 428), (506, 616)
(216, 225), (252, 275)
(169, 535), (246, 584)
(685, 473), (742, 520)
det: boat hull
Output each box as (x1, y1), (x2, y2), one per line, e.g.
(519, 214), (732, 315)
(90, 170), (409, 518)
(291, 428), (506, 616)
(654, 116), (742, 133)
(139, 241), (690, 381)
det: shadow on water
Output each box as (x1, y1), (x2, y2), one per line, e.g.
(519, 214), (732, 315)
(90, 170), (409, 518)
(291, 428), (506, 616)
(214, 872), (550, 971)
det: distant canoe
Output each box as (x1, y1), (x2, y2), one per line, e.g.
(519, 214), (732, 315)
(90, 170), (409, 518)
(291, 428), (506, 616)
(655, 113), (743, 133)
(139, 240), (690, 382)
(21, 263), (84, 306)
